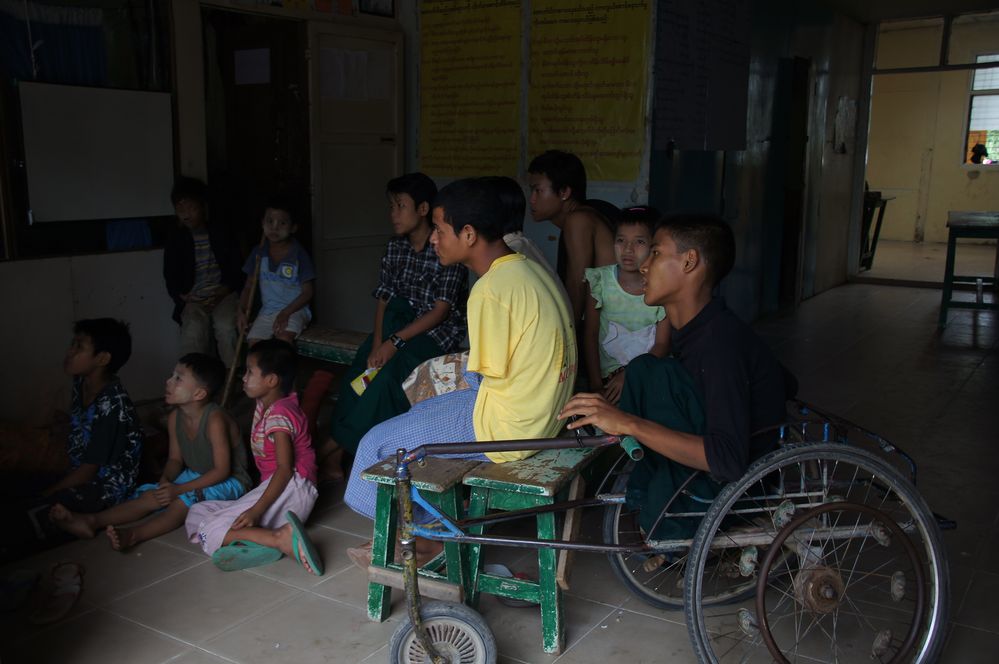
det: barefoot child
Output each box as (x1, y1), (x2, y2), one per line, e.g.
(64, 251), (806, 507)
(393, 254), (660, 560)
(185, 340), (323, 575)
(583, 206), (670, 403)
(0, 318), (143, 562)
(50, 354), (250, 550)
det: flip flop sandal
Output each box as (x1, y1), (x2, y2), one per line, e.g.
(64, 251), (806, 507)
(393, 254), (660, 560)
(286, 511), (324, 576)
(29, 562), (83, 625)
(0, 569), (40, 612)
(212, 540), (284, 572)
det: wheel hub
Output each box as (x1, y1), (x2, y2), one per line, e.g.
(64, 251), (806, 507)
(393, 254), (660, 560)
(794, 566), (845, 614)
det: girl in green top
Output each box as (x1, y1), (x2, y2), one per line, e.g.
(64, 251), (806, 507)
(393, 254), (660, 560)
(583, 206), (671, 404)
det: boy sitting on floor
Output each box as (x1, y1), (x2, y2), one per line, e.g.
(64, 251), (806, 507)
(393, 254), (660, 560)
(343, 177), (577, 566)
(559, 214), (789, 543)
(51, 353), (251, 550)
(0, 318), (144, 561)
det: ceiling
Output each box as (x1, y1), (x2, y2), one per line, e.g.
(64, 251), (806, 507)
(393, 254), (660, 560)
(821, 0), (999, 23)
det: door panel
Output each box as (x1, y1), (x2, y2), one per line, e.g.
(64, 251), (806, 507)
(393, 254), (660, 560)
(309, 23), (402, 329)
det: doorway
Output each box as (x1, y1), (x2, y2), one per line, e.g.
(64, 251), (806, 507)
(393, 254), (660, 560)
(202, 9), (311, 254)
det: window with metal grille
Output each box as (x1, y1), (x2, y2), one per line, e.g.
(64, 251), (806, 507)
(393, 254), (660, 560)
(966, 54), (999, 164)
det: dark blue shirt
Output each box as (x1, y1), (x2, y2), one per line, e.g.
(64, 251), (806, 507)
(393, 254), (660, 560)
(670, 298), (787, 482)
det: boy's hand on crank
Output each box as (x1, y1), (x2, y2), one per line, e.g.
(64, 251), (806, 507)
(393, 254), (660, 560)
(559, 392), (635, 436)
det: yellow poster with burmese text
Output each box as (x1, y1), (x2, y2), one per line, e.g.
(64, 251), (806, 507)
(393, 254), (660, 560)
(528, 1), (651, 181)
(419, 1), (521, 177)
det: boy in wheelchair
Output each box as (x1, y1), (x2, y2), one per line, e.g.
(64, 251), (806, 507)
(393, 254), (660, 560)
(560, 213), (791, 542)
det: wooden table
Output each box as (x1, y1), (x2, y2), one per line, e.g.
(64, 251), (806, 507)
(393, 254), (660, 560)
(939, 211), (999, 327)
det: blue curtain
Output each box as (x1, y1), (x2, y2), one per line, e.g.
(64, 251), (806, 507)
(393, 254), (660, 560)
(0, 3), (108, 86)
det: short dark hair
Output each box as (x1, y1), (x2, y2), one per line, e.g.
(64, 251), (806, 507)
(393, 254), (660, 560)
(656, 213), (735, 287)
(617, 205), (660, 236)
(263, 194), (297, 222)
(178, 352), (226, 399)
(528, 150), (587, 201)
(387, 172), (438, 216)
(171, 177), (208, 207)
(433, 178), (506, 242)
(248, 339), (297, 395)
(479, 176), (526, 235)
(73, 318), (132, 374)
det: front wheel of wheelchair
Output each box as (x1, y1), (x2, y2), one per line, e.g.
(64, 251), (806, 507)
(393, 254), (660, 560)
(388, 600), (497, 664)
(603, 461), (759, 610)
(684, 443), (949, 664)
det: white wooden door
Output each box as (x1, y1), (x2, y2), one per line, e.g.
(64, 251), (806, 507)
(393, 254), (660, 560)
(308, 22), (403, 330)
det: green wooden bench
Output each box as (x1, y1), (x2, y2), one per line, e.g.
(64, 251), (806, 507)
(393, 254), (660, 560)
(296, 326), (367, 365)
(463, 446), (605, 655)
(360, 456), (482, 621)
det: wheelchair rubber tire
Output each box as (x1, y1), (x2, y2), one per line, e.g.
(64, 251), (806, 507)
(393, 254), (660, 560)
(603, 460), (761, 610)
(684, 443), (950, 664)
(388, 600), (497, 664)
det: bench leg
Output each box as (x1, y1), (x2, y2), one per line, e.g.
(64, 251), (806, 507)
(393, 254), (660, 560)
(537, 507), (564, 655)
(940, 232), (958, 327)
(427, 486), (470, 598)
(465, 487), (489, 609)
(366, 483), (397, 622)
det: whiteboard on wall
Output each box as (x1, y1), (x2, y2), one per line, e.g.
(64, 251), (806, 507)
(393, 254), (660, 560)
(19, 82), (175, 222)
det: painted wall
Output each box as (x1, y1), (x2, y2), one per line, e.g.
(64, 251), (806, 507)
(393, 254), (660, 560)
(0, 250), (180, 425)
(395, 4), (655, 271)
(649, 4), (868, 317)
(867, 21), (999, 243)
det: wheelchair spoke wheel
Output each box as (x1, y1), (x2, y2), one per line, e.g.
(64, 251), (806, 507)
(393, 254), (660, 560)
(604, 462), (758, 610)
(685, 444), (949, 664)
(389, 601), (497, 664)
(755, 502), (925, 664)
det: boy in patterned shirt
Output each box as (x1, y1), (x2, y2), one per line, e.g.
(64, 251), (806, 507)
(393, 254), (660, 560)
(0, 318), (143, 561)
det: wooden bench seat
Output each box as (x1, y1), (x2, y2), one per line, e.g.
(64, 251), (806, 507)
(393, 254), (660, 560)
(295, 326), (367, 365)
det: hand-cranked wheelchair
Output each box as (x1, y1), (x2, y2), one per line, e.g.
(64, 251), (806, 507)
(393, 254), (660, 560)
(385, 400), (952, 664)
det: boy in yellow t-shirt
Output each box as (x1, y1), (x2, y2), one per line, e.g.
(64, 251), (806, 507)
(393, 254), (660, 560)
(344, 178), (577, 527)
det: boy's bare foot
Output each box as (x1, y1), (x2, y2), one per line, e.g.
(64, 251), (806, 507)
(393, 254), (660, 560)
(346, 537), (443, 572)
(49, 504), (97, 539)
(106, 525), (136, 551)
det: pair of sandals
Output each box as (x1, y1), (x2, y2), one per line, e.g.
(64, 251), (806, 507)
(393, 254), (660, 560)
(211, 512), (324, 576)
(1, 562), (83, 625)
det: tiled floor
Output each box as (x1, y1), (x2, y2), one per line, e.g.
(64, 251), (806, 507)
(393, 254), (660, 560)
(859, 239), (996, 285)
(2, 283), (997, 663)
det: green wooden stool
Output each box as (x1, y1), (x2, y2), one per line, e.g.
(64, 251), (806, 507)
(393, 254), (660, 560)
(360, 456), (483, 621)
(462, 446), (604, 654)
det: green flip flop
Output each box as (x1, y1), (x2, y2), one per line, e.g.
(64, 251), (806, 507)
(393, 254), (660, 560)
(212, 540), (284, 571)
(285, 511), (324, 576)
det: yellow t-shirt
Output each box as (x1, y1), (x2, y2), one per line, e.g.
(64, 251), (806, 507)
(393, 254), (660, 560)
(467, 253), (577, 462)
